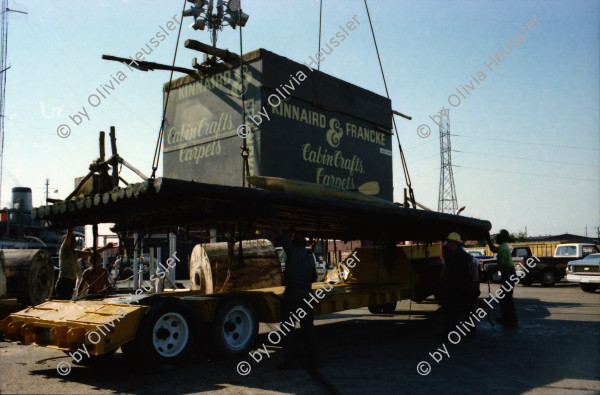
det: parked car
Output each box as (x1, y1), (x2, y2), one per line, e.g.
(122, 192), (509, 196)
(513, 243), (599, 286)
(565, 253), (600, 293)
(466, 248), (486, 257)
(477, 243), (598, 286)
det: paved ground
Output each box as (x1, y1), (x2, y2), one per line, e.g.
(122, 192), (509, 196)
(1, 281), (599, 394)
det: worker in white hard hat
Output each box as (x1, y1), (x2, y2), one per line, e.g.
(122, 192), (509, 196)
(439, 232), (478, 337)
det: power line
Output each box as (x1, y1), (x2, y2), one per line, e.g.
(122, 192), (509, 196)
(404, 137), (437, 151)
(452, 133), (600, 151)
(455, 165), (600, 182)
(453, 149), (598, 168)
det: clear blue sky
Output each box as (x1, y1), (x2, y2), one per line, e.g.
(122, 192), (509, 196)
(2, 0), (599, 237)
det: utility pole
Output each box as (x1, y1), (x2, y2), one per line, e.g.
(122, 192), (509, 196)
(438, 108), (458, 213)
(0, 2), (28, 206)
(45, 178), (49, 204)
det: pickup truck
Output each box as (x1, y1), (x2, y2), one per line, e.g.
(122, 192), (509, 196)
(565, 253), (600, 293)
(477, 247), (528, 284)
(480, 244), (599, 287)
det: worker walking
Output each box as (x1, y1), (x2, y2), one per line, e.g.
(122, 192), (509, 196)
(269, 219), (318, 370)
(440, 232), (478, 336)
(487, 229), (518, 328)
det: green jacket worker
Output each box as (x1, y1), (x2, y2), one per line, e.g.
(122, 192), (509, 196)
(487, 229), (518, 327)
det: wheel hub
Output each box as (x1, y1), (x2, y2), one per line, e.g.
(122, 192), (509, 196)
(222, 307), (253, 351)
(152, 312), (189, 358)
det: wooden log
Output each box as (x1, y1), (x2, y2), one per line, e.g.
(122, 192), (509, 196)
(0, 251), (6, 298)
(189, 239), (282, 293)
(2, 249), (55, 306)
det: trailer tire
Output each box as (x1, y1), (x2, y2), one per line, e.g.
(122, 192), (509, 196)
(488, 269), (502, 284)
(368, 305), (381, 314)
(380, 302), (396, 314)
(368, 302), (396, 314)
(541, 270), (557, 287)
(520, 277), (534, 286)
(123, 296), (198, 367)
(209, 298), (258, 358)
(580, 283), (598, 293)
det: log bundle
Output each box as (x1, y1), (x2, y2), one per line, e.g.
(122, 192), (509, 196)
(189, 239), (282, 293)
(2, 249), (55, 306)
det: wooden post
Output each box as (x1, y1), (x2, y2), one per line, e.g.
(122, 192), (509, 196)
(149, 247), (155, 292)
(169, 233), (177, 286)
(92, 224), (98, 257)
(109, 126), (119, 188)
(102, 235), (108, 269)
(157, 247), (163, 292)
(99, 132), (105, 162)
(133, 233), (139, 290)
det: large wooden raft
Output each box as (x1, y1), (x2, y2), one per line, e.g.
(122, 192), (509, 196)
(32, 177), (492, 242)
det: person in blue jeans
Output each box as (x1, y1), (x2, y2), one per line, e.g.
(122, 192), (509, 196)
(487, 229), (518, 328)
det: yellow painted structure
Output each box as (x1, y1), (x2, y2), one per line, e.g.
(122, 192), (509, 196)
(0, 245), (438, 356)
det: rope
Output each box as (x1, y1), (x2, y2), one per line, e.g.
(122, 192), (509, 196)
(150, 0), (187, 180)
(363, 0), (416, 207)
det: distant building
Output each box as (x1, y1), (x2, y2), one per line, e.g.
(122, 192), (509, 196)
(524, 233), (599, 244)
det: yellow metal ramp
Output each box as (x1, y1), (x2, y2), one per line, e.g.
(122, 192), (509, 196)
(0, 298), (147, 355)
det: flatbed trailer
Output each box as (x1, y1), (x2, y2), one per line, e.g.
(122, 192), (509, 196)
(0, 244), (431, 365)
(1, 175), (489, 366)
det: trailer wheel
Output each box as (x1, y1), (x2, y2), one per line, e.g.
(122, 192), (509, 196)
(541, 270), (557, 287)
(368, 302), (396, 314)
(380, 302), (396, 314)
(368, 305), (381, 314)
(580, 284), (598, 293)
(123, 296), (198, 366)
(520, 277), (533, 286)
(488, 270), (502, 284)
(210, 298), (258, 358)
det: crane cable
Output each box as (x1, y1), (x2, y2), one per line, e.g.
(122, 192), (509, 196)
(318, 0), (323, 71)
(363, 0), (416, 208)
(150, 0), (187, 180)
(239, 0), (250, 186)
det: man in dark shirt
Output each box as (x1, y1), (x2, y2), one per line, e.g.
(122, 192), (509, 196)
(440, 232), (478, 336)
(269, 219), (318, 370)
